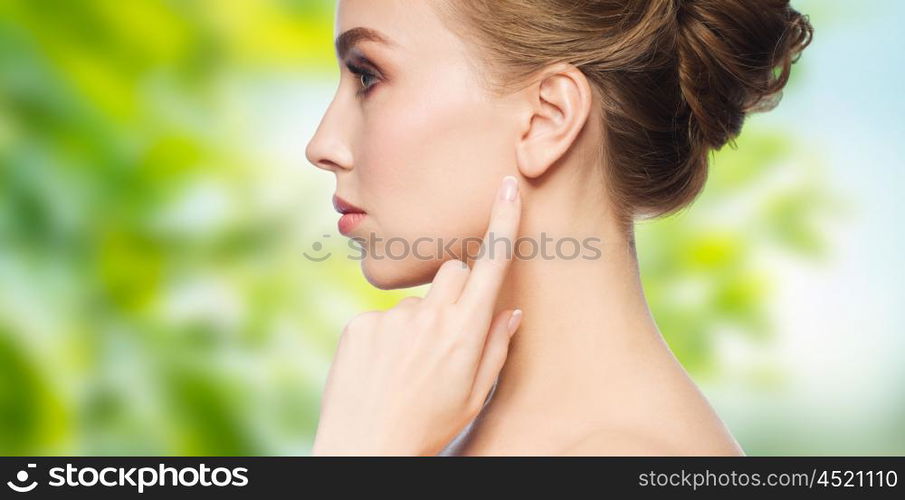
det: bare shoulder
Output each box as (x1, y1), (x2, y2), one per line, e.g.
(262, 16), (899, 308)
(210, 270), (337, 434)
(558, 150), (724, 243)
(560, 426), (745, 456)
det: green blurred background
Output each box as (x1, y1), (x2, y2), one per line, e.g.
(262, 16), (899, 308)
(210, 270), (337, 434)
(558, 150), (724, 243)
(1, 0), (902, 455)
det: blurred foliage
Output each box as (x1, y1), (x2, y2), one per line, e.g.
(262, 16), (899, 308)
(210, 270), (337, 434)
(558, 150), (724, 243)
(0, 0), (838, 455)
(637, 129), (842, 377)
(0, 0), (342, 455)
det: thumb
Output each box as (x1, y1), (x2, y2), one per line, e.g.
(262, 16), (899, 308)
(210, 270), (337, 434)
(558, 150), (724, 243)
(469, 308), (522, 412)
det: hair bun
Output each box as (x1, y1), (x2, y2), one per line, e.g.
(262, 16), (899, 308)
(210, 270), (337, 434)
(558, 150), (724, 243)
(437, 0), (814, 223)
(674, 0), (813, 149)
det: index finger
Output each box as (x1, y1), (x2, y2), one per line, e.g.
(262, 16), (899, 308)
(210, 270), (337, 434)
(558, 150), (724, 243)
(457, 175), (522, 312)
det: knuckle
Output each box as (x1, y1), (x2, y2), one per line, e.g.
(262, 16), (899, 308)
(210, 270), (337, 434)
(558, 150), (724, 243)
(439, 258), (460, 273)
(433, 301), (454, 315)
(436, 259), (468, 281)
(445, 332), (473, 359)
(448, 258), (469, 273)
(434, 303), (461, 326)
(384, 304), (412, 322)
(342, 311), (377, 336)
(396, 296), (421, 308)
(411, 306), (440, 328)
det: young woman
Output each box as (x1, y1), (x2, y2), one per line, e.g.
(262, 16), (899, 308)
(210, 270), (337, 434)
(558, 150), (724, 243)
(304, 0), (812, 455)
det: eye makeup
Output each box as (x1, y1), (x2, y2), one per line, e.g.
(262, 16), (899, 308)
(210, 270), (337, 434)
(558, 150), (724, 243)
(343, 51), (384, 98)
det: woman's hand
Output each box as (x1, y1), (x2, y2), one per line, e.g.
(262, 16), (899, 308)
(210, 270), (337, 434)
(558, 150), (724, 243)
(312, 175), (524, 456)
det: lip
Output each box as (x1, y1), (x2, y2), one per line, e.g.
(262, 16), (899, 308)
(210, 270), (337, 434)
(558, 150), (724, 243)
(333, 194), (367, 235)
(332, 194), (366, 215)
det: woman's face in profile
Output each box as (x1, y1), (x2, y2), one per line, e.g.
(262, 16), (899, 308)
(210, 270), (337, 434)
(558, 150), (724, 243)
(305, 0), (518, 289)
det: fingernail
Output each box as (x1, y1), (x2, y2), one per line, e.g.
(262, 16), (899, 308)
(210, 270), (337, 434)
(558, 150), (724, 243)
(507, 309), (523, 336)
(500, 175), (518, 202)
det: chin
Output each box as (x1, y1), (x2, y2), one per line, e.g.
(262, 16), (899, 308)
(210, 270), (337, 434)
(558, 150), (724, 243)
(360, 256), (443, 290)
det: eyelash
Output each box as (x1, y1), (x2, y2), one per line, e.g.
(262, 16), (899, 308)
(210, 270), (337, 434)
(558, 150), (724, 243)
(346, 61), (380, 97)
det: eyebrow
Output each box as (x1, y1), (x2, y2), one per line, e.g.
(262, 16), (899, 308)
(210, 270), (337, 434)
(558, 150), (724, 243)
(335, 27), (394, 61)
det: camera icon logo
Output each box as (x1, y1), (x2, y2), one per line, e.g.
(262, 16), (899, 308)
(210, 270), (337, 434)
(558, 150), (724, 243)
(7, 464), (38, 493)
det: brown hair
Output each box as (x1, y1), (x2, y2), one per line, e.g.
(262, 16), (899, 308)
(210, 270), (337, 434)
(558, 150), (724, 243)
(435, 0), (813, 230)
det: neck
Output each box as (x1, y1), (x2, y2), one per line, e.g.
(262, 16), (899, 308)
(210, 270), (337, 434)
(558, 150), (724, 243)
(483, 173), (675, 424)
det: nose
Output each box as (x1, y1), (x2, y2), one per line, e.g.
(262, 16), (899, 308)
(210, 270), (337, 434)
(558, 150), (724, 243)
(305, 96), (354, 173)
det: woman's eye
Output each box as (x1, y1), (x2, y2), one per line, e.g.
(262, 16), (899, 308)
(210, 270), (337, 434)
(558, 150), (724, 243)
(358, 71), (376, 91)
(346, 62), (379, 97)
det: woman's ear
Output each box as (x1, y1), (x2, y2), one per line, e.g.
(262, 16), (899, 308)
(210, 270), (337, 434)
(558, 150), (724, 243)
(514, 63), (593, 179)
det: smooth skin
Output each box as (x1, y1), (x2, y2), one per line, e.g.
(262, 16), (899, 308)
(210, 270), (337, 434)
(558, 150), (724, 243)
(313, 176), (523, 456)
(306, 0), (745, 456)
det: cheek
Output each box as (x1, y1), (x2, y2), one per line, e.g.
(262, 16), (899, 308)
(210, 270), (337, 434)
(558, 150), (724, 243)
(359, 82), (514, 244)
